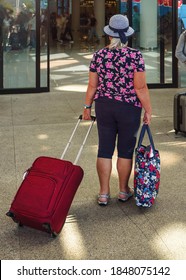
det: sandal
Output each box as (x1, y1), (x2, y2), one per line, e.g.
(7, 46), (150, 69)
(97, 194), (110, 206)
(118, 190), (133, 202)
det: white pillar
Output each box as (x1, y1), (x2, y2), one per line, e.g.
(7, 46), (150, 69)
(71, 0), (80, 43)
(94, 0), (105, 39)
(140, 0), (157, 49)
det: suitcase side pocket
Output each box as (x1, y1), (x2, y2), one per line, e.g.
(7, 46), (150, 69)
(10, 171), (66, 218)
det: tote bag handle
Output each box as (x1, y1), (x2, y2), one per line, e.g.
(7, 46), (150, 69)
(137, 124), (156, 152)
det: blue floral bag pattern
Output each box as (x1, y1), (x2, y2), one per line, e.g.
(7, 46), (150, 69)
(134, 124), (160, 207)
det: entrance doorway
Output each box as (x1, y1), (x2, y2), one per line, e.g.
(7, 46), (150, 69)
(177, 0), (186, 87)
(122, 0), (178, 88)
(0, 0), (181, 93)
(0, 0), (49, 94)
(50, 0), (179, 90)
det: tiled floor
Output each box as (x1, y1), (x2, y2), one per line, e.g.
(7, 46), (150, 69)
(0, 41), (186, 260)
(1, 90), (186, 260)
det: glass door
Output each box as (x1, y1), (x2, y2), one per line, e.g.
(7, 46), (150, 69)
(0, 0), (49, 93)
(178, 0), (186, 87)
(121, 0), (177, 87)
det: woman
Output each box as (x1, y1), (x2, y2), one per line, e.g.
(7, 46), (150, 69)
(83, 14), (152, 206)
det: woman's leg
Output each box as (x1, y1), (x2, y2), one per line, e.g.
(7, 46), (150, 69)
(116, 104), (141, 199)
(95, 100), (116, 203)
(97, 157), (112, 195)
(117, 157), (133, 193)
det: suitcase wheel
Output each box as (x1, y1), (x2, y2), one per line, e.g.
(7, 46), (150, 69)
(6, 211), (15, 218)
(6, 211), (23, 226)
(42, 223), (58, 238)
(51, 232), (58, 238)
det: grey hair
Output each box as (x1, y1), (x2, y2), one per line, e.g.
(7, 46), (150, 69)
(109, 37), (128, 49)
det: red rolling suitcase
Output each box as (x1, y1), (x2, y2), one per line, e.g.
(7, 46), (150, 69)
(6, 115), (96, 237)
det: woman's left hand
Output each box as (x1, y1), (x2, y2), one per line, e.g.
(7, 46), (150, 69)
(143, 112), (151, 125)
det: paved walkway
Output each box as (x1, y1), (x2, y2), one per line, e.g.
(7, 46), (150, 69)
(0, 43), (186, 259)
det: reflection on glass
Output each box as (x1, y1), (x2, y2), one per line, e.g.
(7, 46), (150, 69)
(0, 0), (48, 90)
(130, 0), (173, 85)
(40, 3), (48, 87)
(1, 1), (36, 88)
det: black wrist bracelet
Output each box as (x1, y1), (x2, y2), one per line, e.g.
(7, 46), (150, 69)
(84, 104), (92, 109)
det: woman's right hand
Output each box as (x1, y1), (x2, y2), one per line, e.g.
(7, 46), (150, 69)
(143, 111), (151, 125)
(82, 108), (92, 120)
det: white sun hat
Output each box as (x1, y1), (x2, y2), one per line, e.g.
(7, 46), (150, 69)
(104, 14), (134, 43)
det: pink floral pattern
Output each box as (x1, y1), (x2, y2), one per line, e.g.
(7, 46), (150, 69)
(89, 47), (145, 107)
(134, 145), (160, 207)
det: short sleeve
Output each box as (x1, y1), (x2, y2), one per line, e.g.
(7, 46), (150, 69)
(134, 51), (145, 72)
(89, 53), (97, 72)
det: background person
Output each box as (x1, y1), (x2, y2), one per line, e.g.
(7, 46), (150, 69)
(88, 14), (99, 43)
(28, 13), (36, 50)
(56, 14), (67, 43)
(175, 29), (186, 67)
(83, 14), (152, 206)
(2, 11), (11, 51)
(62, 13), (74, 43)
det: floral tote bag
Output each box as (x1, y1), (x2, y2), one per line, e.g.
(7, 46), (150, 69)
(134, 124), (160, 207)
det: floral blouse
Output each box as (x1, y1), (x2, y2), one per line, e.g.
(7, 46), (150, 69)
(89, 47), (145, 108)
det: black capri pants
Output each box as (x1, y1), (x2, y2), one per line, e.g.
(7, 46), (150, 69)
(95, 98), (142, 159)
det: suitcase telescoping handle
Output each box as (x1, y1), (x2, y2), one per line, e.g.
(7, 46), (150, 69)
(60, 115), (96, 165)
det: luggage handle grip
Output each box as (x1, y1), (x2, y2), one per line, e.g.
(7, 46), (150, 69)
(79, 114), (96, 122)
(60, 115), (96, 164)
(137, 124), (156, 152)
(179, 107), (182, 124)
(176, 93), (186, 130)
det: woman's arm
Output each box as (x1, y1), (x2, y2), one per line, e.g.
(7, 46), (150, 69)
(83, 71), (98, 120)
(134, 71), (152, 125)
